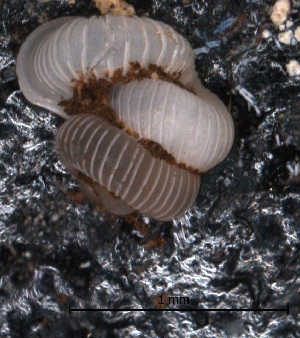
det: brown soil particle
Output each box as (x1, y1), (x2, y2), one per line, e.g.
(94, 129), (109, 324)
(124, 215), (150, 235)
(144, 236), (166, 249)
(177, 162), (200, 175)
(137, 138), (200, 174)
(138, 138), (177, 165)
(60, 74), (125, 130)
(122, 215), (167, 249)
(106, 62), (186, 91)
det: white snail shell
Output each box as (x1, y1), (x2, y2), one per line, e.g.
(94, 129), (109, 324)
(16, 15), (235, 221)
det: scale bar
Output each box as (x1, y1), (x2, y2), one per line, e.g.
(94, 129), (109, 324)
(69, 305), (289, 315)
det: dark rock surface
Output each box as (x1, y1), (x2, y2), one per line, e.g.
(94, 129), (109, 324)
(0, 0), (299, 337)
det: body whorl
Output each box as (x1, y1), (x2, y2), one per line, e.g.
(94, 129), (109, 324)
(56, 114), (200, 221)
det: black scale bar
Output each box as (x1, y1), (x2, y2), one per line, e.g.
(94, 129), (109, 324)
(69, 304), (289, 315)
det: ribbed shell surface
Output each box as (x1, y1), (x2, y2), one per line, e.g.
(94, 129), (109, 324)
(56, 114), (200, 221)
(110, 79), (234, 172)
(16, 15), (198, 119)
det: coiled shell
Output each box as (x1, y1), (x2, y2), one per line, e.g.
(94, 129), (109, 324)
(16, 15), (235, 221)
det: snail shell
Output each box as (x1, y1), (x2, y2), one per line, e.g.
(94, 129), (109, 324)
(16, 15), (235, 221)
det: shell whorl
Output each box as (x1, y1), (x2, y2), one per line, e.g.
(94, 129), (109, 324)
(16, 15), (235, 221)
(56, 114), (200, 221)
(110, 79), (234, 172)
(16, 15), (198, 119)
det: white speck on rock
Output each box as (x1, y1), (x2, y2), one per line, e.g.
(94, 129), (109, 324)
(51, 213), (59, 222)
(92, 0), (135, 16)
(286, 60), (300, 77)
(79, 261), (91, 269)
(279, 24), (286, 31)
(262, 29), (272, 39)
(294, 26), (300, 41)
(270, 0), (291, 26)
(278, 29), (295, 44)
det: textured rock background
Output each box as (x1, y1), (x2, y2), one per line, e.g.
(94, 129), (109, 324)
(0, 0), (299, 337)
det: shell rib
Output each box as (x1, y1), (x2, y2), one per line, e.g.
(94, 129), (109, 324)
(56, 114), (200, 221)
(17, 15), (235, 220)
